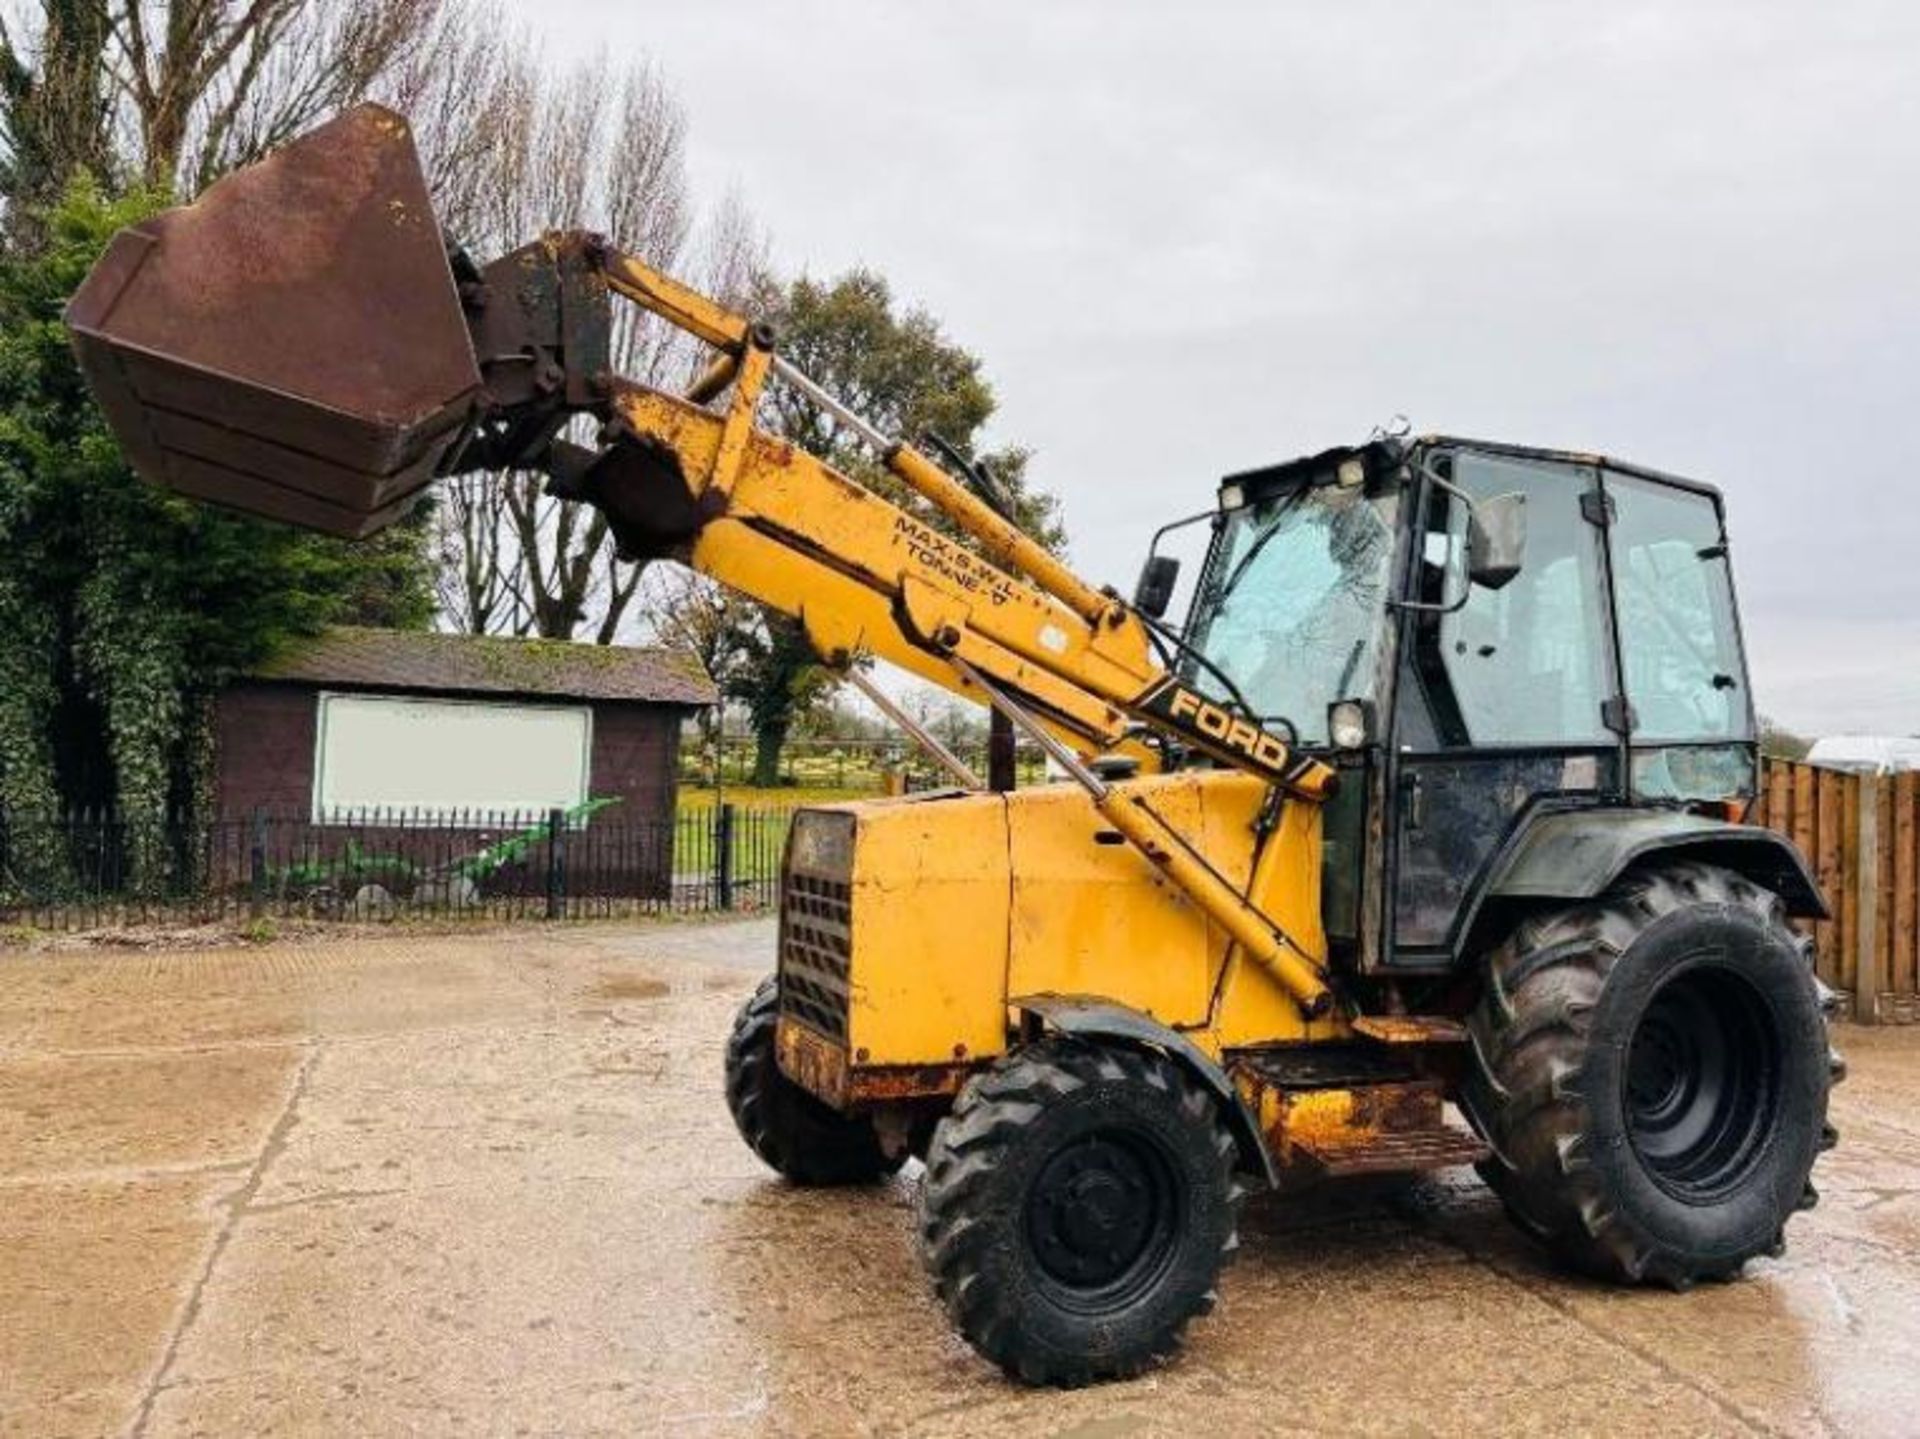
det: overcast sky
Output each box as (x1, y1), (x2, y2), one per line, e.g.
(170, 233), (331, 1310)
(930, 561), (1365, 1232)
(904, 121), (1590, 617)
(522, 1), (1919, 738)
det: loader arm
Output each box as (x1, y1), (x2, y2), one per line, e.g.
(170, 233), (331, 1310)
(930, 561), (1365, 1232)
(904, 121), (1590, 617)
(520, 235), (1337, 1015)
(63, 104), (1336, 1016)
(572, 277), (1323, 793)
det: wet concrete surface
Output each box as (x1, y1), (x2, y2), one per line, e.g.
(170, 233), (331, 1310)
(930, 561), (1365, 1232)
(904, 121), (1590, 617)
(4, 919), (1919, 1437)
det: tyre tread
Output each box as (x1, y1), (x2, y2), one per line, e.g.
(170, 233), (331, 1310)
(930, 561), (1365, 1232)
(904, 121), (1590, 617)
(724, 977), (902, 1187)
(918, 1037), (1241, 1387)
(1462, 861), (1836, 1287)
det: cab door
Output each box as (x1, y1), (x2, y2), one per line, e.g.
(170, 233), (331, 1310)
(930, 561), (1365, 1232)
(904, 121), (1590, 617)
(1604, 471), (1759, 805)
(1383, 448), (1624, 967)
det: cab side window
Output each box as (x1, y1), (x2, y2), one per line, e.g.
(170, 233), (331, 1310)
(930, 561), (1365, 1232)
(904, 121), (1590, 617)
(1414, 454), (1613, 746)
(1608, 476), (1749, 742)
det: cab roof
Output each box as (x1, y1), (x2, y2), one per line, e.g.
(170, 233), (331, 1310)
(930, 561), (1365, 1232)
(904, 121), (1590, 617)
(1222, 434), (1723, 504)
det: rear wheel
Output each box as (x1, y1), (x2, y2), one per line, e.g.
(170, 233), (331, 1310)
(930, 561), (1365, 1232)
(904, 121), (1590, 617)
(724, 977), (902, 1186)
(1464, 861), (1839, 1287)
(918, 1038), (1243, 1386)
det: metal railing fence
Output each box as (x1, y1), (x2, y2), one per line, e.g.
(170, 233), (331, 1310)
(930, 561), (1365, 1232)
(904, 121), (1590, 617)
(0, 804), (798, 930)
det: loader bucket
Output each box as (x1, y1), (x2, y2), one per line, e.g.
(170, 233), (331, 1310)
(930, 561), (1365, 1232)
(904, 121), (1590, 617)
(65, 105), (482, 537)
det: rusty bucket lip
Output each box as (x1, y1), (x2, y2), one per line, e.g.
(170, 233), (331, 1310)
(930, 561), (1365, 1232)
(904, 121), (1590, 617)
(70, 306), (476, 530)
(69, 322), (478, 446)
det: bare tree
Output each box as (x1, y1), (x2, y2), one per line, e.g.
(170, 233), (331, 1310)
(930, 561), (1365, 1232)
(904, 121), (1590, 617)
(374, 0), (519, 228)
(432, 471), (523, 634)
(91, 0), (437, 192)
(3, 0), (440, 247)
(0, 0), (113, 238)
(410, 37), (770, 645)
(638, 565), (754, 743)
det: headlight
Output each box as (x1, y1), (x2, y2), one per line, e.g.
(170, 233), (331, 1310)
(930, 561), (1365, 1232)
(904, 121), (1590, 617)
(1328, 699), (1372, 751)
(788, 811), (855, 875)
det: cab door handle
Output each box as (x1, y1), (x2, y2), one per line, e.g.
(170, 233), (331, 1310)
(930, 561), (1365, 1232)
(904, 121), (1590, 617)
(1401, 771), (1426, 832)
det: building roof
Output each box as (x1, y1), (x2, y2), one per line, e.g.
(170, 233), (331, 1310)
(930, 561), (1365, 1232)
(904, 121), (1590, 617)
(252, 627), (717, 706)
(1806, 735), (1920, 774)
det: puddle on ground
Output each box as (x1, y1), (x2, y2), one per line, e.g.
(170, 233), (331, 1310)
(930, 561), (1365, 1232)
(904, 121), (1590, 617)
(586, 975), (671, 1003)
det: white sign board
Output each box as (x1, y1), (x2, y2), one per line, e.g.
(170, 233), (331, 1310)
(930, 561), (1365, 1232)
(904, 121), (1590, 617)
(314, 693), (592, 822)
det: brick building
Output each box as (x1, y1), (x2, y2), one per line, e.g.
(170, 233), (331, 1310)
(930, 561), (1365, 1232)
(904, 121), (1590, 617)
(216, 627), (716, 824)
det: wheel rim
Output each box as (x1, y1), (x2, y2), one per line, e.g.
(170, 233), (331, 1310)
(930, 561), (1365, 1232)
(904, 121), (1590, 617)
(1625, 964), (1780, 1202)
(1023, 1129), (1183, 1311)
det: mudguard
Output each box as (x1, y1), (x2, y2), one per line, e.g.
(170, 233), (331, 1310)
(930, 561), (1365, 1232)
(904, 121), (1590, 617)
(1486, 808), (1828, 919)
(1011, 994), (1278, 1188)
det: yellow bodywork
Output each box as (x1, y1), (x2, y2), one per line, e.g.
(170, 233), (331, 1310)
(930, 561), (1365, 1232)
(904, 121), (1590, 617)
(780, 770), (1347, 1094)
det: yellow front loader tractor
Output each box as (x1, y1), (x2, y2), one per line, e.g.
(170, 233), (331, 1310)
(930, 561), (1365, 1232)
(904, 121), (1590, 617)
(68, 107), (1841, 1385)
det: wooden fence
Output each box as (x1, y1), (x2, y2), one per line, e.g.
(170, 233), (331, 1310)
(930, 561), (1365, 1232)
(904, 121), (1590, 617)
(1755, 759), (1919, 1024)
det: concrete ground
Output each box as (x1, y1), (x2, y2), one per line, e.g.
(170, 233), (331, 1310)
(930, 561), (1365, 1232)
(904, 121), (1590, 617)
(4, 921), (1919, 1438)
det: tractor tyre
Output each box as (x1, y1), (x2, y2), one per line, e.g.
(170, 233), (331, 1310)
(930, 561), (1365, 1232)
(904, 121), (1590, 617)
(724, 977), (903, 1187)
(1463, 861), (1841, 1289)
(918, 1037), (1244, 1387)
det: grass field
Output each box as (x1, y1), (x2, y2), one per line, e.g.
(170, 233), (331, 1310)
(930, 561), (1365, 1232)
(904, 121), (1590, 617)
(675, 784), (874, 813)
(670, 786), (877, 884)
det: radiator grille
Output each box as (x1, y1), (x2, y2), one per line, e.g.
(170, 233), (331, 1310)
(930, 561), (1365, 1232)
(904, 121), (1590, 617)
(780, 871), (852, 1041)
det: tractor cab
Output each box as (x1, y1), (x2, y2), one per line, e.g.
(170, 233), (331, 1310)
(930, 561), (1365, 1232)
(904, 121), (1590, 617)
(1168, 436), (1761, 973)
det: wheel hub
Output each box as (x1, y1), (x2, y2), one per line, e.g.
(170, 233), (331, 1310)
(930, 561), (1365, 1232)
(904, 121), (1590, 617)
(1627, 1014), (1700, 1126)
(1625, 965), (1780, 1201)
(1025, 1133), (1177, 1297)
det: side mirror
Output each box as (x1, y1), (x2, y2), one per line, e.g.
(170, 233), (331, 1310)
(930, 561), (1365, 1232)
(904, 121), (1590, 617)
(1133, 554), (1181, 619)
(1468, 491), (1527, 591)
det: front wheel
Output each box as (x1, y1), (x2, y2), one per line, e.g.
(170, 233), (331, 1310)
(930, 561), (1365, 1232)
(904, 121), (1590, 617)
(1464, 861), (1838, 1288)
(724, 977), (902, 1186)
(918, 1038), (1244, 1386)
